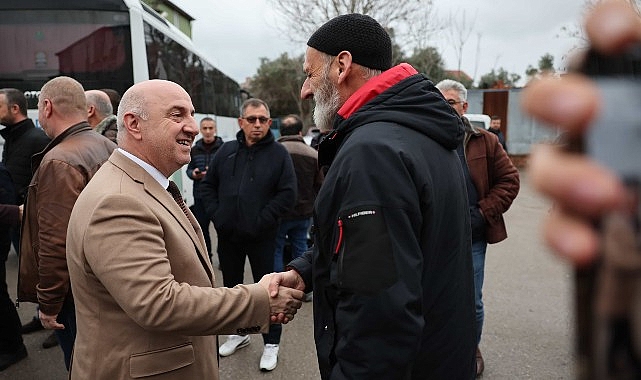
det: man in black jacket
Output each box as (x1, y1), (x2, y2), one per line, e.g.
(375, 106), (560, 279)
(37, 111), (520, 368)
(200, 98), (296, 372)
(0, 88), (51, 251)
(0, 163), (26, 371)
(0, 89), (50, 205)
(0, 88), (53, 347)
(273, 14), (476, 379)
(186, 117), (223, 260)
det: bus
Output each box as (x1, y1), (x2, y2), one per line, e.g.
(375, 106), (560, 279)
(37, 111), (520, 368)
(0, 0), (244, 205)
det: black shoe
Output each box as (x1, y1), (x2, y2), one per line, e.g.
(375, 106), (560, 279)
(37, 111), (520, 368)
(0, 343), (27, 371)
(20, 317), (44, 334)
(42, 332), (58, 349)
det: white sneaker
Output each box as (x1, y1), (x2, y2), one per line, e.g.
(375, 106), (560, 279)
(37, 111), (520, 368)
(219, 335), (250, 357)
(259, 344), (279, 371)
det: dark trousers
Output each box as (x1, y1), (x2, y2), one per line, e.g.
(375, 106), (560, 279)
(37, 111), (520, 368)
(0, 239), (23, 354)
(54, 298), (76, 370)
(191, 197), (212, 257)
(217, 237), (281, 344)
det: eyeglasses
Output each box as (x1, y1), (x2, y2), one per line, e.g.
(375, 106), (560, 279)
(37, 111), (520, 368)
(242, 116), (270, 124)
(447, 99), (465, 106)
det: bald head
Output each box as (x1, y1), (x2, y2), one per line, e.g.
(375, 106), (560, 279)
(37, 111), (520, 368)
(86, 90), (113, 128)
(116, 80), (198, 176)
(38, 76), (87, 138)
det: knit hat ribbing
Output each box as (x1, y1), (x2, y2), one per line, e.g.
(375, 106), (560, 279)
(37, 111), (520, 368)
(307, 14), (392, 71)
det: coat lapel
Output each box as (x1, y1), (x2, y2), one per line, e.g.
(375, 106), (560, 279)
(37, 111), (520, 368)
(109, 151), (214, 281)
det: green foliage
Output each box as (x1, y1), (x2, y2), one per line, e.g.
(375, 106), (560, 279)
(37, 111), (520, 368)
(538, 53), (555, 72)
(405, 46), (445, 83)
(477, 68), (521, 89)
(247, 53), (312, 125)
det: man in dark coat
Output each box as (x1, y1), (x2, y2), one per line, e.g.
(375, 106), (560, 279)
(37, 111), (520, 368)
(0, 162), (26, 371)
(200, 98), (296, 372)
(274, 14), (476, 379)
(186, 117), (224, 260)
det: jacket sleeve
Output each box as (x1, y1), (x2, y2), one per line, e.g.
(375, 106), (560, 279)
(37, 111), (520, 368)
(477, 133), (519, 222)
(326, 140), (425, 379)
(35, 160), (85, 315)
(256, 148), (297, 231)
(79, 193), (271, 335)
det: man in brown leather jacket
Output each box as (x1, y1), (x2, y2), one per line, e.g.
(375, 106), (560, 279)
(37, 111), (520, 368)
(18, 76), (116, 370)
(436, 79), (520, 378)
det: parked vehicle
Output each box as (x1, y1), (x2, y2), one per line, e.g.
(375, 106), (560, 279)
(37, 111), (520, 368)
(464, 113), (491, 130)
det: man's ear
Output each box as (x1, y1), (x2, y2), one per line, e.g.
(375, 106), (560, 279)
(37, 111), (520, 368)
(42, 99), (53, 119)
(10, 103), (21, 116)
(87, 105), (96, 119)
(123, 113), (142, 140)
(336, 51), (353, 85)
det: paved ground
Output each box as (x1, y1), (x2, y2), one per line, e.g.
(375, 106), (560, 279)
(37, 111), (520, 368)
(2, 170), (576, 379)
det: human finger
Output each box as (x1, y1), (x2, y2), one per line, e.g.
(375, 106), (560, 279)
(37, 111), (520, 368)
(521, 74), (600, 137)
(586, 0), (641, 55)
(541, 206), (600, 266)
(529, 144), (626, 218)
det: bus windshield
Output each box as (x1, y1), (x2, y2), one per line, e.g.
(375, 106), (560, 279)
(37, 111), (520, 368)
(0, 9), (133, 108)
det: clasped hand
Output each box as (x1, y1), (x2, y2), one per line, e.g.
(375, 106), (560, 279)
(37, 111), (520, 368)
(258, 270), (306, 324)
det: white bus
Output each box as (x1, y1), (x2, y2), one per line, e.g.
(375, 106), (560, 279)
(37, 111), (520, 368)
(0, 0), (244, 205)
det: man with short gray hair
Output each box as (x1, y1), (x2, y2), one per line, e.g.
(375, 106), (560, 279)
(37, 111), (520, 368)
(85, 89), (117, 143)
(436, 78), (520, 377)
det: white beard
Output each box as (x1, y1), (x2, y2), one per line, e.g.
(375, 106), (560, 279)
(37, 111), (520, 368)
(312, 74), (341, 133)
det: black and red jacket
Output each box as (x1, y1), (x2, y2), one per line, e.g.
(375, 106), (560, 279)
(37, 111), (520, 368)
(289, 64), (476, 379)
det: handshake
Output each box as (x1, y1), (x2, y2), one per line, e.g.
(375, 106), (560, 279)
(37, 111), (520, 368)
(258, 270), (306, 324)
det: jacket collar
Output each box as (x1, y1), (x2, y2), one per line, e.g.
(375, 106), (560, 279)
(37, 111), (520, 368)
(337, 63), (418, 120)
(318, 64), (419, 168)
(31, 122), (92, 170)
(0, 118), (36, 140)
(277, 135), (305, 144)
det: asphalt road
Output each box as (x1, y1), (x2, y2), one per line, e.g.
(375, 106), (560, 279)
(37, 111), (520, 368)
(2, 170), (576, 379)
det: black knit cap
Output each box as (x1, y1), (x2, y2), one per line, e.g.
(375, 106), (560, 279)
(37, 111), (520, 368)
(307, 14), (392, 71)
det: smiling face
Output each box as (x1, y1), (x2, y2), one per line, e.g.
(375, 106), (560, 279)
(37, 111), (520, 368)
(122, 80), (198, 177)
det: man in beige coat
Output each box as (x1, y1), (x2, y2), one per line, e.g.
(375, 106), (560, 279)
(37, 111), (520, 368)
(66, 79), (303, 379)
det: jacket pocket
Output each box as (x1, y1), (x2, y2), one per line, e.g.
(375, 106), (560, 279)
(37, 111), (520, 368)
(333, 206), (397, 295)
(130, 342), (194, 378)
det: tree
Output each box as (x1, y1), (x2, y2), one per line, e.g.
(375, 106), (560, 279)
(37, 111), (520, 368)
(447, 10), (477, 77)
(267, 0), (442, 49)
(247, 53), (312, 127)
(405, 46), (445, 83)
(477, 68), (521, 89)
(525, 53), (555, 82)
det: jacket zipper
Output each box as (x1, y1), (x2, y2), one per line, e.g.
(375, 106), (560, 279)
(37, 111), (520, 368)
(334, 219), (343, 255)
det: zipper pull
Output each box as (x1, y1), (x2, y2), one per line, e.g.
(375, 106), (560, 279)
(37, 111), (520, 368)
(334, 219), (343, 255)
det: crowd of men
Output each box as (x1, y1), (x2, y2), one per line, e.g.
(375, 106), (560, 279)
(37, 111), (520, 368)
(1, 1), (635, 378)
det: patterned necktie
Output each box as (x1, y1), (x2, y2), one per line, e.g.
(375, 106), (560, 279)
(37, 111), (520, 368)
(167, 180), (190, 220)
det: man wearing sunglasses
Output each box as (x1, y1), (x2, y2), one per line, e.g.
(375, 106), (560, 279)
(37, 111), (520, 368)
(436, 79), (520, 377)
(200, 98), (297, 372)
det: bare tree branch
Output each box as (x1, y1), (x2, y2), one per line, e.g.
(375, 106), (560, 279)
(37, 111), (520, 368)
(268, 0), (441, 51)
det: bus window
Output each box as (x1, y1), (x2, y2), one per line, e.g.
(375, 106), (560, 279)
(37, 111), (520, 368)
(0, 9), (133, 109)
